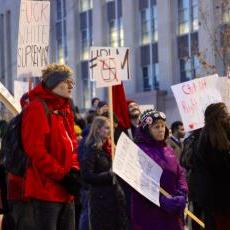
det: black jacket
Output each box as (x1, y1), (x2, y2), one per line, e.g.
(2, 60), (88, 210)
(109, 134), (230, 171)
(80, 143), (128, 230)
(195, 132), (230, 214)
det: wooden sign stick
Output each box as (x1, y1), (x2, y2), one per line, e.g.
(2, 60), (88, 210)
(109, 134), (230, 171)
(159, 187), (205, 228)
(108, 86), (115, 160)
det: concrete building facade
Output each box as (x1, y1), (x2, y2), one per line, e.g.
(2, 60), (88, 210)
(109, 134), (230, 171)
(0, 0), (229, 124)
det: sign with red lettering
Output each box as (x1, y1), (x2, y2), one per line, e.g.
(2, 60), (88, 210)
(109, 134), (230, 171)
(17, 1), (50, 78)
(218, 77), (230, 112)
(89, 47), (131, 88)
(171, 75), (223, 131)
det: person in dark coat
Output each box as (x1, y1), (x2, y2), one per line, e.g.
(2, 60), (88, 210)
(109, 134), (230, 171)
(194, 103), (230, 230)
(74, 106), (86, 130)
(180, 128), (203, 230)
(132, 109), (187, 230)
(167, 121), (185, 161)
(80, 116), (128, 230)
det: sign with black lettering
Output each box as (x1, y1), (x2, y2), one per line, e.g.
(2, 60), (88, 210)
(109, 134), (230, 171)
(89, 47), (131, 88)
(17, 1), (50, 78)
(113, 133), (163, 207)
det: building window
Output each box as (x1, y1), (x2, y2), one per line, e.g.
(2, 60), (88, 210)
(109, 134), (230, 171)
(140, 3), (158, 45)
(191, 0), (198, 31)
(81, 26), (92, 60)
(109, 18), (124, 47)
(178, 0), (199, 81)
(107, 0), (124, 47)
(178, 0), (198, 35)
(79, 7), (93, 108)
(80, 0), (92, 12)
(178, 0), (190, 35)
(140, 1), (159, 91)
(55, 0), (67, 64)
(142, 63), (159, 91)
(180, 55), (200, 82)
(80, 9), (92, 60)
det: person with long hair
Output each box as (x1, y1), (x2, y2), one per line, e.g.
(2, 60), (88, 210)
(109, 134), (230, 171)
(195, 102), (230, 230)
(132, 109), (187, 230)
(80, 116), (128, 230)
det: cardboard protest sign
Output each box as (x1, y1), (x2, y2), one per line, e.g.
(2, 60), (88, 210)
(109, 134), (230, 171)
(218, 77), (230, 112)
(0, 82), (21, 115)
(171, 74), (223, 132)
(14, 80), (29, 103)
(17, 1), (50, 78)
(113, 133), (163, 206)
(89, 47), (131, 88)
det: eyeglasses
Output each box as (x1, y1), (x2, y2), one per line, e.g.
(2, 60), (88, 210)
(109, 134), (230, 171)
(64, 79), (76, 87)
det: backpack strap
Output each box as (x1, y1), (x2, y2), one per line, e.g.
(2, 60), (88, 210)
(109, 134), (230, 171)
(36, 99), (52, 124)
(38, 99), (51, 116)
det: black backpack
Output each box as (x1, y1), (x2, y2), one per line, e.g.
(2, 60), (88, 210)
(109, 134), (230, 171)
(0, 99), (50, 176)
(180, 129), (201, 170)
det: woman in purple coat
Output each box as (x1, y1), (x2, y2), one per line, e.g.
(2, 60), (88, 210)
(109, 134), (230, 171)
(131, 109), (188, 230)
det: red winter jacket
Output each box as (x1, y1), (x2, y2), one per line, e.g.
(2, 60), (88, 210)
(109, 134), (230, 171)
(19, 83), (79, 203)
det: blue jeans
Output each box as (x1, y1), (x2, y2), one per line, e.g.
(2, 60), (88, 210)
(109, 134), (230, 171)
(79, 189), (89, 230)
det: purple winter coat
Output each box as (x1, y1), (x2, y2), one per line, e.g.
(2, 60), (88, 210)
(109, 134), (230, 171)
(131, 129), (188, 230)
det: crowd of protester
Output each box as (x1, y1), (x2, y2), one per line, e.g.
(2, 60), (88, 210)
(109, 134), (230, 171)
(0, 64), (229, 230)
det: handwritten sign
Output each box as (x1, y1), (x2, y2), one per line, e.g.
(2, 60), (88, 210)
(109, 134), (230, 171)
(17, 1), (50, 78)
(0, 82), (21, 115)
(113, 133), (163, 206)
(218, 77), (230, 112)
(89, 47), (131, 88)
(171, 74), (223, 132)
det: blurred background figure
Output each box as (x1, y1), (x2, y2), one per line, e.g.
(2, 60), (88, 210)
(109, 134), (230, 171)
(96, 101), (109, 116)
(127, 100), (141, 140)
(74, 106), (86, 131)
(167, 121), (186, 161)
(89, 97), (100, 114)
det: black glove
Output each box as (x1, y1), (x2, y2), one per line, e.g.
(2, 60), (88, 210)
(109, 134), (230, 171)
(60, 168), (81, 196)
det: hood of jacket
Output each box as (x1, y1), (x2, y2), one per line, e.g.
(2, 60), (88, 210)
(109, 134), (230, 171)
(28, 83), (71, 111)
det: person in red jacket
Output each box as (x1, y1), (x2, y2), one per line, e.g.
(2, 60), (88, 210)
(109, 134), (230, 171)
(11, 64), (80, 230)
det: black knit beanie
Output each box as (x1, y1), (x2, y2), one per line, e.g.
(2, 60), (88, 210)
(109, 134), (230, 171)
(43, 71), (71, 90)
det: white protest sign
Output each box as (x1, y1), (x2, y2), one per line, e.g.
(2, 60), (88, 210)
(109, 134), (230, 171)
(171, 74), (223, 132)
(113, 133), (163, 206)
(218, 77), (230, 112)
(0, 82), (21, 115)
(17, 1), (50, 78)
(14, 81), (29, 104)
(89, 47), (131, 88)
(139, 104), (155, 114)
